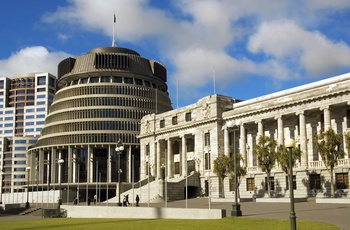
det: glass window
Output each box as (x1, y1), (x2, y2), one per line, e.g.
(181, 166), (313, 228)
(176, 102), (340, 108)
(336, 173), (349, 189)
(37, 101), (45, 105)
(309, 174), (321, 190)
(36, 94), (45, 98)
(246, 178), (255, 191)
(0, 80), (4, 89)
(37, 76), (46, 85)
(15, 139), (26, 143)
(37, 107), (45, 112)
(37, 88), (46, 92)
(135, 78), (143, 85)
(90, 77), (99, 83)
(49, 77), (55, 87)
(124, 77), (133, 84)
(5, 117), (13, 120)
(172, 116), (178, 125)
(26, 115), (35, 119)
(113, 76), (122, 83)
(5, 110), (13, 114)
(185, 112), (192, 122)
(204, 132), (210, 146)
(160, 119), (165, 128)
(204, 152), (211, 170)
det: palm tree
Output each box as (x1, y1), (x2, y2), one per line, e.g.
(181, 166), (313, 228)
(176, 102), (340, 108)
(276, 144), (302, 175)
(228, 153), (247, 199)
(253, 135), (277, 198)
(213, 155), (230, 198)
(314, 128), (345, 197)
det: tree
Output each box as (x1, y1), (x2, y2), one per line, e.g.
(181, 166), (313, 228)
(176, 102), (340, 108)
(276, 145), (302, 175)
(314, 128), (345, 197)
(253, 135), (277, 198)
(213, 155), (230, 198)
(228, 153), (247, 199)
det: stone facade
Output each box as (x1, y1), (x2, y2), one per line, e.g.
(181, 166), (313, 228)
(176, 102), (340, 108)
(138, 73), (350, 199)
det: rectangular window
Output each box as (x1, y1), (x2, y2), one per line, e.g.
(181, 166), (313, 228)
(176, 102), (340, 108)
(25, 115), (35, 119)
(160, 119), (165, 128)
(135, 78), (143, 85)
(124, 77), (133, 84)
(37, 76), (46, 85)
(246, 178), (255, 191)
(172, 116), (178, 125)
(265, 177), (275, 191)
(204, 132), (210, 146)
(185, 112), (192, 122)
(146, 144), (150, 156)
(37, 88), (45, 92)
(5, 117), (13, 120)
(309, 174), (321, 190)
(113, 76), (122, 83)
(5, 110), (13, 114)
(0, 80), (4, 89)
(187, 139), (194, 152)
(336, 173), (349, 189)
(49, 77), (55, 87)
(286, 175), (297, 190)
(36, 94), (45, 98)
(175, 162), (180, 174)
(204, 152), (211, 170)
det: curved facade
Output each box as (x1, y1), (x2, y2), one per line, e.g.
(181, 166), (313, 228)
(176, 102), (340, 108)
(27, 47), (172, 204)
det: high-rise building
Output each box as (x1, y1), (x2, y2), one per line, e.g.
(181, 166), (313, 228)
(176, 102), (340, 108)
(0, 73), (56, 203)
(28, 47), (172, 203)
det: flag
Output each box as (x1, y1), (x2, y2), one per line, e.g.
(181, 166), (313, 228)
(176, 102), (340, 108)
(114, 13), (116, 23)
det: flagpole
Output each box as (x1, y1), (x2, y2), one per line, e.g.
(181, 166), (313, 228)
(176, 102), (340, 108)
(112, 12), (116, 47)
(213, 66), (216, 95)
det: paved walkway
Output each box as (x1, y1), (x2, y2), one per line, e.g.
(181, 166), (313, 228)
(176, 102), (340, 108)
(1, 198), (349, 229)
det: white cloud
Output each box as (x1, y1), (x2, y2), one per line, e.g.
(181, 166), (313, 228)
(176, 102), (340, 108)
(0, 46), (70, 78)
(39, 0), (350, 102)
(248, 20), (350, 77)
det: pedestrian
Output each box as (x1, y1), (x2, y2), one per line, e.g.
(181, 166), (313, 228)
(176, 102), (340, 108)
(73, 197), (78, 205)
(125, 194), (130, 206)
(93, 194), (97, 205)
(136, 194), (140, 207)
(87, 197), (91, 206)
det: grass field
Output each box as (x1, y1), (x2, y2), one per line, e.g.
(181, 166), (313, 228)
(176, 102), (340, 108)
(0, 218), (339, 230)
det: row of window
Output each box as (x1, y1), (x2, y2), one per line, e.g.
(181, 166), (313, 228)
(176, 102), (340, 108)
(50, 97), (156, 113)
(45, 109), (151, 124)
(37, 133), (138, 146)
(55, 85), (157, 101)
(244, 173), (349, 191)
(63, 76), (166, 92)
(41, 121), (140, 136)
(159, 112), (192, 128)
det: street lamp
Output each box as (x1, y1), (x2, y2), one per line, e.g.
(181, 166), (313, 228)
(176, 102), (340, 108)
(25, 166), (31, 208)
(227, 119), (242, 217)
(115, 139), (124, 206)
(161, 163), (167, 207)
(285, 138), (297, 230)
(58, 159), (64, 206)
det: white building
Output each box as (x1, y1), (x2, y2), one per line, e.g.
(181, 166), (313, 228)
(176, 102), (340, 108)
(138, 72), (350, 201)
(0, 73), (56, 204)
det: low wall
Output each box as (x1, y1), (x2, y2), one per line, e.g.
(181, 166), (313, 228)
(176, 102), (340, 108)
(61, 205), (226, 219)
(316, 198), (350, 204)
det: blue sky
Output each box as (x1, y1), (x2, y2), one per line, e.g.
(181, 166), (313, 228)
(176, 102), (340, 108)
(1, 0), (350, 108)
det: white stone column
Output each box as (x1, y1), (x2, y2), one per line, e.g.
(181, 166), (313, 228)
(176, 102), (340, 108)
(297, 111), (308, 167)
(182, 136), (187, 176)
(51, 147), (57, 184)
(167, 139), (173, 178)
(39, 149), (44, 184)
(128, 145), (132, 182)
(72, 149), (77, 183)
(156, 140), (161, 179)
(68, 146), (73, 183)
(275, 115), (284, 146)
(321, 106), (331, 131)
(239, 124), (246, 166)
(108, 145), (112, 183)
(224, 126), (230, 157)
(88, 145), (93, 183)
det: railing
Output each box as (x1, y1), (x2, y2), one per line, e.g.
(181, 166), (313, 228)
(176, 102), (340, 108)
(309, 159), (350, 168)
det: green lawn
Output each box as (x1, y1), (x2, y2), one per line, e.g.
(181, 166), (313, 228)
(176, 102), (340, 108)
(0, 218), (338, 230)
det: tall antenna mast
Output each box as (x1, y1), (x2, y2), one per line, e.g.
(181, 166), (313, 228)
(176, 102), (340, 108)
(112, 12), (116, 47)
(213, 66), (216, 95)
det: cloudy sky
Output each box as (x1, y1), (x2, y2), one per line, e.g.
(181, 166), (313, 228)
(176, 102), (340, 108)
(1, 0), (350, 107)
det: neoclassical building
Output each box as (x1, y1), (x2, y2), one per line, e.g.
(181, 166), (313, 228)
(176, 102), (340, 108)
(27, 46), (172, 203)
(138, 73), (350, 200)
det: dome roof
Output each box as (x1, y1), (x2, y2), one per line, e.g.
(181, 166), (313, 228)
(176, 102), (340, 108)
(87, 47), (140, 56)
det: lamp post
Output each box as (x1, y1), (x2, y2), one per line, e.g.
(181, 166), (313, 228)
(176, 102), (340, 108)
(25, 166), (31, 208)
(161, 163), (167, 207)
(58, 159), (64, 206)
(227, 120), (242, 217)
(285, 138), (297, 230)
(115, 139), (124, 206)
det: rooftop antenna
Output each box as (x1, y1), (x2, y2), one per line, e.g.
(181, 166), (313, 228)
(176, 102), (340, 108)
(213, 66), (216, 95)
(112, 12), (116, 47)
